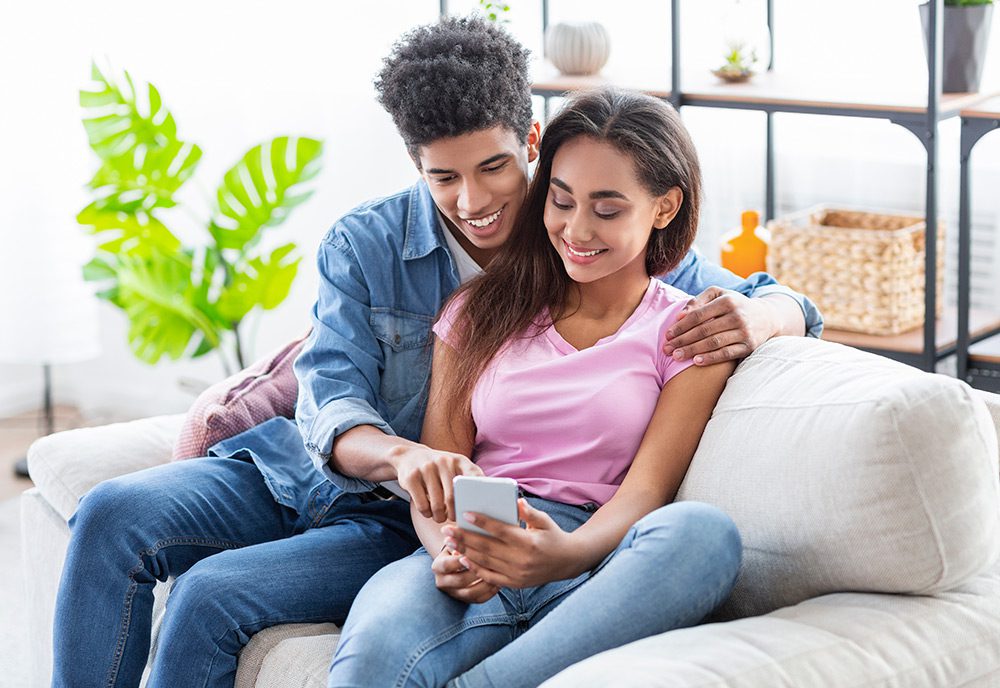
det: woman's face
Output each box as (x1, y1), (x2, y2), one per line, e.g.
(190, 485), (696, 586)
(544, 136), (679, 285)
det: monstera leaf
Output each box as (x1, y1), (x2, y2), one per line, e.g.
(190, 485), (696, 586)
(77, 204), (180, 257)
(80, 62), (179, 161)
(115, 251), (222, 364)
(210, 137), (323, 251)
(215, 243), (301, 322)
(87, 139), (202, 212)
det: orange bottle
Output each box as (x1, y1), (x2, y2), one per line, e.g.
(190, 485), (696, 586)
(720, 210), (769, 278)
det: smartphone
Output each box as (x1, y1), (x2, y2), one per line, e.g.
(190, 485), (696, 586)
(453, 476), (519, 536)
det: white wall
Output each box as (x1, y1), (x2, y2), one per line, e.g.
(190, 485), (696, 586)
(1, 0), (998, 420)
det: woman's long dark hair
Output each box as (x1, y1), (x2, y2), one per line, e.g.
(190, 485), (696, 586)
(440, 87), (702, 417)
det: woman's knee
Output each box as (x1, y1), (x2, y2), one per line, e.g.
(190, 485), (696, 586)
(636, 502), (742, 573)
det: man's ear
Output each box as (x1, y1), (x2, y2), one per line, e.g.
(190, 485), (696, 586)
(653, 187), (684, 229)
(409, 145), (424, 172)
(526, 120), (541, 163)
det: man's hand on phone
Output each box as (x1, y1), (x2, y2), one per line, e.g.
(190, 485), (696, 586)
(392, 446), (483, 523)
(431, 548), (499, 603)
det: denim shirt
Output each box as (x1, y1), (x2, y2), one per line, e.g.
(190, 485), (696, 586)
(212, 180), (823, 507)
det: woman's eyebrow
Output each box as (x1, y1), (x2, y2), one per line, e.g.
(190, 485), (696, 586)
(551, 177), (628, 201)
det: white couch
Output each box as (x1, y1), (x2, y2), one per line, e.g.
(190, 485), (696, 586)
(22, 337), (1000, 687)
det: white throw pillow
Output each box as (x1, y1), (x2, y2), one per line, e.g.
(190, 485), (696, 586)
(677, 336), (1000, 620)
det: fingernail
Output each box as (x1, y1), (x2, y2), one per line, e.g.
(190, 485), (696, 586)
(442, 526), (455, 537)
(464, 512), (477, 524)
(694, 356), (704, 364)
(460, 557), (471, 568)
(673, 349), (684, 359)
(666, 328), (677, 338)
(444, 539), (457, 551)
(663, 345), (674, 355)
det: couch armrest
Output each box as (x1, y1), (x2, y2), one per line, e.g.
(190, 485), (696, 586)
(26, 414), (185, 522)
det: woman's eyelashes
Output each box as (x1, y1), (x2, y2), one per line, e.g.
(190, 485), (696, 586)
(550, 194), (621, 220)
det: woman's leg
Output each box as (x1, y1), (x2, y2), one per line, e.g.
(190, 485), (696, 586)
(144, 495), (419, 688)
(52, 458), (298, 688)
(451, 501), (742, 688)
(328, 549), (517, 688)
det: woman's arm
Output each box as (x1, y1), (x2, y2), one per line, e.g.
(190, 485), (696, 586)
(450, 360), (736, 588)
(412, 334), (478, 553)
(414, 336), (500, 604)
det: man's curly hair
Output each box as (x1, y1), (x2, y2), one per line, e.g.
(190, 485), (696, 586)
(375, 16), (533, 162)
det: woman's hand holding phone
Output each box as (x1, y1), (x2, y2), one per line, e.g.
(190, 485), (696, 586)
(443, 498), (578, 589)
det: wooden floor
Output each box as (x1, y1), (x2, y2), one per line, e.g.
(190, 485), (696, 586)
(0, 406), (94, 502)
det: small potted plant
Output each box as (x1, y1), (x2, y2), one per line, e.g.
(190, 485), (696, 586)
(919, 0), (994, 93)
(713, 40), (758, 83)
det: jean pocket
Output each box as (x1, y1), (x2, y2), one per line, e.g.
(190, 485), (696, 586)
(370, 309), (433, 405)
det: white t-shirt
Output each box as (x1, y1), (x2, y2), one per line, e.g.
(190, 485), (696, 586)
(438, 212), (484, 284)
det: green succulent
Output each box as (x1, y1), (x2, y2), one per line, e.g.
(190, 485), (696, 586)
(79, 62), (323, 373)
(478, 0), (511, 22)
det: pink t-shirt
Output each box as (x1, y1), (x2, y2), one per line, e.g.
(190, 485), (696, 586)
(433, 278), (696, 507)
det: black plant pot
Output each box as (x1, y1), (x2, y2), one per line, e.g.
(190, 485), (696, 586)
(920, 3), (994, 93)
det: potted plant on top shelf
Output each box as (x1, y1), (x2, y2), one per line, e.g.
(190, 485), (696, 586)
(919, 0), (994, 93)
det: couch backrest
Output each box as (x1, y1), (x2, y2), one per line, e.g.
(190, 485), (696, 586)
(677, 336), (1000, 620)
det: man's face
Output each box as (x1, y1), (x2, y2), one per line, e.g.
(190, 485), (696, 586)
(417, 123), (540, 266)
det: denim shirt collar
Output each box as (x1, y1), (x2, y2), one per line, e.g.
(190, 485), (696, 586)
(402, 180), (447, 261)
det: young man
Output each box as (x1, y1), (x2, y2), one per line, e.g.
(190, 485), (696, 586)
(52, 16), (821, 688)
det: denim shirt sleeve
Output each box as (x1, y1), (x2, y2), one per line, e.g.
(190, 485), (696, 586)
(661, 249), (824, 338)
(293, 228), (390, 493)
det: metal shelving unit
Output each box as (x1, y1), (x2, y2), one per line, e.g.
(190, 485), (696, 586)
(957, 97), (1000, 389)
(526, 0), (1000, 372)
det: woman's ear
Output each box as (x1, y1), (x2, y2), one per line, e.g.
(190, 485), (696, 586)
(653, 187), (684, 229)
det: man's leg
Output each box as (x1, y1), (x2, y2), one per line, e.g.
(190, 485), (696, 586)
(52, 458), (298, 688)
(328, 549), (517, 688)
(144, 495), (420, 688)
(451, 501), (743, 688)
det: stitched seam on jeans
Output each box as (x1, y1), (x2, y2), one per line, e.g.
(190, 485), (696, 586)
(396, 613), (514, 688)
(308, 489), (349, 529)
(105, 536), (245, 687)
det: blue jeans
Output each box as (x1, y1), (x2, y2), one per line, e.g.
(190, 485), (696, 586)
(52, 457), (419, 688)
(327, 499), (742, 688)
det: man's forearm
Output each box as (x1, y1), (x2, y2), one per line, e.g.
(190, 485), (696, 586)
(761, 293), (806, 337)
(331, 425), (421, 482)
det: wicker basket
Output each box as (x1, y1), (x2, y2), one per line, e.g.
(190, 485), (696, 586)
(766, 206), (945, 336)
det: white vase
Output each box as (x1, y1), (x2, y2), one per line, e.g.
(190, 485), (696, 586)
(545, 21), (611, 76)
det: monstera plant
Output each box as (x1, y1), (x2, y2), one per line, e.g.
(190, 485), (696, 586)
(78, 61), (323, 374)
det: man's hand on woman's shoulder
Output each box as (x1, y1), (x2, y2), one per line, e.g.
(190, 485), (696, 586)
(662, 286), (801, 366)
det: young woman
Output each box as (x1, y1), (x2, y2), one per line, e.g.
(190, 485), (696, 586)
(327, 87), (743, 688)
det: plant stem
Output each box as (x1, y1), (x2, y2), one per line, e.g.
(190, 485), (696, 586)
(233, 320), (246, 370)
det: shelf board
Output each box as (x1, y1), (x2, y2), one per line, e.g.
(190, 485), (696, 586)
(680, 71), (998, 117)
(821, 308), (1000, 355)
(971, 333), (1000, 364)
(961, 97), (1000, 120)
(531, 63), (1000, 118)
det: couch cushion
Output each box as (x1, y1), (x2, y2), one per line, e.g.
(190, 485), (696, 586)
(172, 332), (308, 461)
(27, 414), (185, 521)
(676, 336), (1000, 620)
(235, 622), (338, 688)
(542, 556), (1000, 687)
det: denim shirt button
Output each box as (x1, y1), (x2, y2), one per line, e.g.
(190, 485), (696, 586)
(394, 334), (401, 344)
